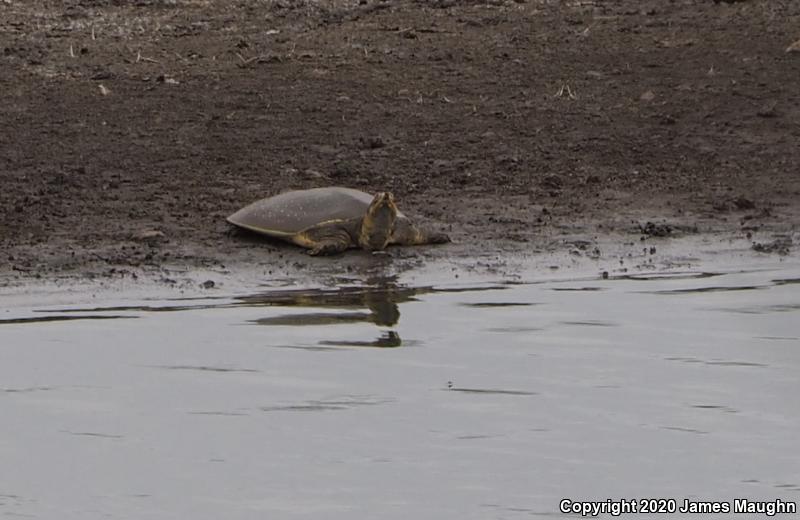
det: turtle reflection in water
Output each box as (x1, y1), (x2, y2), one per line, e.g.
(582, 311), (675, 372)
(319, 331), (403, 349)
(247, 284), (407, 328)
(227, 187), (450, 255)
(247, 283), (413, 348)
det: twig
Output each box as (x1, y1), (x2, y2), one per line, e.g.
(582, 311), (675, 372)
(417, 28), (452, 34)
(136, 50), (160, 63)
(235, 52), (260, 65)
(235, 52), (281, 67)
(555, 84), (576, 99)
(378, 26), (451, 34)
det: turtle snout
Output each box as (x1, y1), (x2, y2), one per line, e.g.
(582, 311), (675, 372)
(371, 192), (394, 207)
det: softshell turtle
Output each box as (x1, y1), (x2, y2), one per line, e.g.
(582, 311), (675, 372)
(227, 187), (450, 255)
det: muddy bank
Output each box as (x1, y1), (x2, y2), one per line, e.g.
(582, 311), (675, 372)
(1, 0), (798, 286)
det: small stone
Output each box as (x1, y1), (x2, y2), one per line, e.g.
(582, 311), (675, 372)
(156, 74), (180, 85)
(360, 136), (386, 149)
(757, 102), (778, 118)
(641, 221), (672, 237)
(752, 237), (792, 255)
(541, 175), (563, 190)
(733, 197), (755, 210)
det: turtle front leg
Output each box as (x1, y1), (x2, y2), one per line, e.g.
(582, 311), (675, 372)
(299, 225), (354, 256)
(391, 219), (451, 246)
(308, 240), (350, 256)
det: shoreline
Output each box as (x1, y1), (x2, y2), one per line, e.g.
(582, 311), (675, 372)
(2, 225), (796, 305)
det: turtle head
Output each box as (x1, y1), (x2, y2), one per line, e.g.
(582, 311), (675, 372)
(358, 192), (397, 251)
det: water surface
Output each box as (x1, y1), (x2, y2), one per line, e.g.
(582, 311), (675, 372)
(1, 265), (799, 519)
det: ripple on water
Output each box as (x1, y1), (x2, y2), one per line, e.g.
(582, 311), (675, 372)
(665, 357), (768, 368)
(485, 326), (544, 333)
(550, 287), (605, 292)
(690, 404), (738, 414)
(660, 426), (709, 435)
(1, 386), (54, 393)
(559, 320), (618, 327)
(771, 277), (800, 286)
(459, 302), (538, 308)
(260, 396), (392, 412)
(712, 303), (800, 314)
(147, 365), (259, 373)
(643, 285), (766, 295)
(0, 315), (135, 325)
(445, 385), (538, 396)
(60, 430), (124, 439)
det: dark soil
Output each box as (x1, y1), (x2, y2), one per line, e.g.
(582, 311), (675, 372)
(1, 0), (799, 284)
